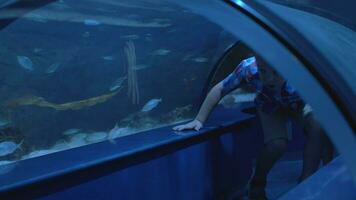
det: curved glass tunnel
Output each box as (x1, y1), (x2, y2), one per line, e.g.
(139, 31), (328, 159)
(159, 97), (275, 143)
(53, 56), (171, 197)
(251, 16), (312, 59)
(0, 0), (355, 199)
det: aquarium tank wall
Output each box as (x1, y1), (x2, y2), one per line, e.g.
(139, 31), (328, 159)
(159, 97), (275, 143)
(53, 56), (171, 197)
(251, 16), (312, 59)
(0, 0), (237, 162)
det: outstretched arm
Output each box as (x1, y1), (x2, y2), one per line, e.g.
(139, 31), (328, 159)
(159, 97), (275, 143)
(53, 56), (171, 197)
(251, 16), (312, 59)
(172, 57), (255, 131)
(173, 82), (224, 131)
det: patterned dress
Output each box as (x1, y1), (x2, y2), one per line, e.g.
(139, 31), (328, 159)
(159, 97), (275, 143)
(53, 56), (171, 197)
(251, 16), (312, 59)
(221, 56), (304, 113)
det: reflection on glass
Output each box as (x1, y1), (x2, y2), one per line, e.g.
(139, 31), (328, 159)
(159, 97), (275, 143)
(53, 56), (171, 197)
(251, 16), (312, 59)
(0, 0), (236, 163)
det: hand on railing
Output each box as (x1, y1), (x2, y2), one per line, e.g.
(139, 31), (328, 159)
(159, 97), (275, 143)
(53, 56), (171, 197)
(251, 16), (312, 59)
(172, 119), (203, 131)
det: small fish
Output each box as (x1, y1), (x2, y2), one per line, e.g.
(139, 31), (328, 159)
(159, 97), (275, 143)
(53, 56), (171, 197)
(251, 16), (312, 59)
(133, 64), (149, 70)
(145, 37), (153, 42)
(86, 132), (107, 143)
(110, 76), (127, 91)
(0, 118), (10, 128)
(102, 56), (115, 61)
(153, 18), (170, 23)
(27, 13), (48, 23)
(84, 19), (101, 26)
(0, 140), (23, 157)
(108, 124), (120, 144)
(17, 56), (33, 71)
(141, 98), (162, 112)
(63, 128), (81, 136)
(120, 34), (140, 40)
(33, 48), (43, 53)
(150, 49), (171, 56)
(46, 62), (60, 73)
(108, 124), (132, 143)
(68, 133), (88, 148)
(166, 29), (177, 33)
(51, 141), (69, 151)
(69, 133), (87, 141)
(31, 16), (48, 23)
(82, 31), (90, 37)
(192, 57), (208, 63)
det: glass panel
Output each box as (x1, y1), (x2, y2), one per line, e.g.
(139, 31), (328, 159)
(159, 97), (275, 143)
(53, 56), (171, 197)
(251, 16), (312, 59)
(259, 0), (356, 94)
(0, 0), (236, 161)
(263, 0), (356, 31)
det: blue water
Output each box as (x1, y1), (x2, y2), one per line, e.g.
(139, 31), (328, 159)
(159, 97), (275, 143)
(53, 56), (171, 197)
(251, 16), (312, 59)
(0, 0), (237, 160)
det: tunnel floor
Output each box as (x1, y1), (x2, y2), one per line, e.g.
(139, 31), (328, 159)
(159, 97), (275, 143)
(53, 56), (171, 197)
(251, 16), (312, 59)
(240, 152), (303, 200)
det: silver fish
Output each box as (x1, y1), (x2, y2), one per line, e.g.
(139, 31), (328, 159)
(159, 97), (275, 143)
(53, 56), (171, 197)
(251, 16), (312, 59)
(0, 118), (10, 128)
(141, 98), (162, 112)
(30, 15), (48, 23)
(33, 48), (43, 53)
(133, 64), (149, 70)
(63, 128), (81, 136)
(46, 62), (61, 73)
(192, 57), (208, 63)
(150, 49), (171, 56)
(17, 56), (33, 71)
(108, 124), (132, 143)
(85, 132), (107, 143)
(121, 34), (140, 40)
(67, 133), (88, 148)
(82, 31), (90, 37)
(110, 76), (127, 91)
(102, 56), (115, 61)
(0, 140), (23, 157)
(84, 19), (101, 26)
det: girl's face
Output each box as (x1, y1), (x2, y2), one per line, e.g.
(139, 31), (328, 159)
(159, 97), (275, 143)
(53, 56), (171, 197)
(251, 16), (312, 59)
(255, 56), (285, 86)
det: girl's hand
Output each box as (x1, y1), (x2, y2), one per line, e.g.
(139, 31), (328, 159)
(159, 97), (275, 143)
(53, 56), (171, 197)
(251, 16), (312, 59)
(172, 119), (203, 131)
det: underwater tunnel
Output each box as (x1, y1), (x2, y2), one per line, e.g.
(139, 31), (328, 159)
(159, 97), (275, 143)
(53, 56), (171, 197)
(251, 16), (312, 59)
(0, 0), (355, 199)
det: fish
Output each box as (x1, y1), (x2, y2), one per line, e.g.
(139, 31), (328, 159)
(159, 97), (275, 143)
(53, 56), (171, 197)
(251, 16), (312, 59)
(82, 31), (90, 37)
(30, 14), (48, 23)
(150, 49), (170, 56)
(0, 140), (23, 157)
(51, 141), (69, 151)
(110, 76), (127, 91)
(102, 56), (115, 61)
(69, 133), (87, 141)
(192, 57), (208, 63)
(17, 56), (34, 71)
(108, 124), (132, 143)
(133, 64), (149, 70)
(46, 62), (61, 73)
(85, 132), (107, 143)
(120, 34), (140, 40)
(84, 19), (101, 26)
(63, 128), (81, 136)
(141, 98), (162, 112)
(0, 118), (10, 128)
(68, 133), (88, 148)
(33, 48), (43, 53)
